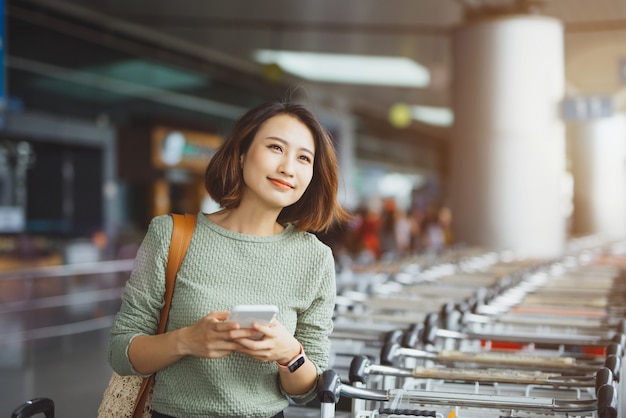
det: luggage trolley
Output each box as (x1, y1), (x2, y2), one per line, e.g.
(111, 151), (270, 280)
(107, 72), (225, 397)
(328, 254), (508, 383)
(329, 328), (407, 378)
(386, 318), (625, 397)
(424, 262), (626, 358)
(349, 353), (615, 404)
(317, 368), (618, 418)
(463, 259), (626, 329)
(346, 276), (626, 416)
(417, 301), (626, 358)
(372, 340), (622, 412)
(466, 285), (626, 337)
(369, 286), (626, 415)
(331, 253), (602, 351)
(330, 263), (522, 361)
(328, 255), (506, 375)
(380, 340), (623, 379)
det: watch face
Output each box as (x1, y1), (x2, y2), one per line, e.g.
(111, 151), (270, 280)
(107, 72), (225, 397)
(288, 355), (305, 373)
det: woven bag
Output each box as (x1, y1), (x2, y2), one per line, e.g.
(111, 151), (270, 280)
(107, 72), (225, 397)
(97, 213), (196, 418)
(97, 373), (153, 418)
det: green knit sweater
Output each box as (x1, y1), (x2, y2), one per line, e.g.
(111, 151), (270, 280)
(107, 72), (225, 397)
(108, 212), (336, 418)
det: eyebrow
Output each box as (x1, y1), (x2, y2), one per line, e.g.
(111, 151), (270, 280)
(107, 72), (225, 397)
(268, 136), (315, 158)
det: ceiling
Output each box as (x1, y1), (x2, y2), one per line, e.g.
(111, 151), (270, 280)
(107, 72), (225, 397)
(6, 0), (626, 142)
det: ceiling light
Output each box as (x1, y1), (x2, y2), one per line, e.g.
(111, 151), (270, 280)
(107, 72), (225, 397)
(411, 105), (454, 127)
(253, 50), (430, 88)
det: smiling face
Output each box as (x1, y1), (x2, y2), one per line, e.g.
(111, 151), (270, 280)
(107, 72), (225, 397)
(240, 113), (316, 211)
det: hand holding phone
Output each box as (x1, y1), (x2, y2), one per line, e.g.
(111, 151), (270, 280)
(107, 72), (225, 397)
(226, 304), (278, 339)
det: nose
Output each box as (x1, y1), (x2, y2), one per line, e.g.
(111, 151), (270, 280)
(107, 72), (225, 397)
(278, 156), (295, 176)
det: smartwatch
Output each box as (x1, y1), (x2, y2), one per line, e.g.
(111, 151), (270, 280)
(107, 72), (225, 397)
(277, 343), (305, 373)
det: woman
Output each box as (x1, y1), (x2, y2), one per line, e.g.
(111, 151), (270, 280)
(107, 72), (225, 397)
(108, 101), (350, 417)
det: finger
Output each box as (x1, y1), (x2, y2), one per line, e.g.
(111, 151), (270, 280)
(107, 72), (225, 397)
(218, 321), (241, 332)
(252, 323), (275, 337)
(228, 328), (265, 340)
(208, 310), (230, 321)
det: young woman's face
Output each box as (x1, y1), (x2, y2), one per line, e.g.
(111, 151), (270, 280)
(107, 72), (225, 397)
(241, 113), (315, 210)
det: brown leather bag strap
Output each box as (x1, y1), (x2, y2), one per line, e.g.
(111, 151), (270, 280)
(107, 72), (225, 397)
(133, 213), (197, 418)
(158, 213), (196, 334)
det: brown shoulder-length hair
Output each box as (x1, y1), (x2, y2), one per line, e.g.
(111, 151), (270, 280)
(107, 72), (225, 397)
(205, 101), (350, 232)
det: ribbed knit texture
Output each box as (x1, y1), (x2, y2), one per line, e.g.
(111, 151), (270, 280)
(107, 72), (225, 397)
(108, 212), (336, 418)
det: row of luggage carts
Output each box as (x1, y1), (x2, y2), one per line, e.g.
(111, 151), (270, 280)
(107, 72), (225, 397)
(318, 239), (626, 418)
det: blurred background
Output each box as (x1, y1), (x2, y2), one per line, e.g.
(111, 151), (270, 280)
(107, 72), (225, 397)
(1, 0), (626, 416)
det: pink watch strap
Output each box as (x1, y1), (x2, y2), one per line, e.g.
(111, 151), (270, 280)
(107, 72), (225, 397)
(276, 342), (304, 371)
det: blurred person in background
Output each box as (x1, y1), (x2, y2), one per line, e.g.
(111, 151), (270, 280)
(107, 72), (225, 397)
(340, 205), (370, 264)
(357, 200), (382, 261)
(394, 208), (414, 257)
(107, 101), (349, 418)
(379, 198), (398, 258)
(421, 204), (453, 254)
(438, 205), (454, 247)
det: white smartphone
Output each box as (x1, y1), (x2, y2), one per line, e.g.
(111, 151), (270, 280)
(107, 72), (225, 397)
(226, 305), (279, 339)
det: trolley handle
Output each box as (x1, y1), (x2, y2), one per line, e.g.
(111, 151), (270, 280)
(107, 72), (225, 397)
(401, 323), (422, 348)
(354, 353), (602, 387)
(596, 383), (617, 418)
(605, 342), (622, 358)
(384, 328), (405, 345)
(350, 355), (414, 383)
(318, 369), (341, 405)
(381, 341), (436, 366)
(439, 301), (462, 331)
(595, 367), (614, 395)
(11, 398), (54, 418)
(317, 369), (388, 405)
(612, 332), (626, 350)
(349, 355), (370, 384)
(603, 354), (621, 382)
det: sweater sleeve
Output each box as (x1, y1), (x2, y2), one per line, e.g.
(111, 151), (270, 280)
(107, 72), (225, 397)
(107, 215), (173, 376)
(283, 244), (336, 404)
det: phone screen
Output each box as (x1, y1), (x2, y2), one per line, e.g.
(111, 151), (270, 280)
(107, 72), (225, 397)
(226, 304), (278, 329)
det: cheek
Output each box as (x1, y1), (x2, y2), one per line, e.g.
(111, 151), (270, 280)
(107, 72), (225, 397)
(241, 163), (255, 188)
(300, 167), (314, 186)
(299, 170), (314, 196)
(241, 153), (263, 181)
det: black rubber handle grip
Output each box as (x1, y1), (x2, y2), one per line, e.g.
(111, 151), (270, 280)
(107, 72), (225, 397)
(11, 398), (54, 418)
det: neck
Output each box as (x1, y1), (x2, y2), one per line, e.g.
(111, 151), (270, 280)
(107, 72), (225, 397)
(207, 206), (284, 236)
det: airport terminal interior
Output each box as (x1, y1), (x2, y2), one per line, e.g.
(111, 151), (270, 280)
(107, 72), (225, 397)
(2, 0), (626, 417)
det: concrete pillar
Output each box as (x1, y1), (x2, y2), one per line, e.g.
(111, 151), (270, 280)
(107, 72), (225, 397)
(334, 111), (357, 210)
(311, 95), (358, 210)
(568, 115), (626, 240)
(449, 15), (567, 258)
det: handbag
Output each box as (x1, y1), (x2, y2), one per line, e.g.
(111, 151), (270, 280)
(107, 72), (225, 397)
(98, 213), (197, 418)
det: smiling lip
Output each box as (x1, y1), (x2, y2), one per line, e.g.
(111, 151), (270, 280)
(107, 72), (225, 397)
(268, 178), (294, 189)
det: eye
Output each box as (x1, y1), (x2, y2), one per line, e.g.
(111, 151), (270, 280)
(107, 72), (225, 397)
(268, 144), (283, 152)
(299, 155), (312, 164)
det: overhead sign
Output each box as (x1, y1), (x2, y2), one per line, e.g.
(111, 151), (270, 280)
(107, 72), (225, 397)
(151, 126), (223, 173)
